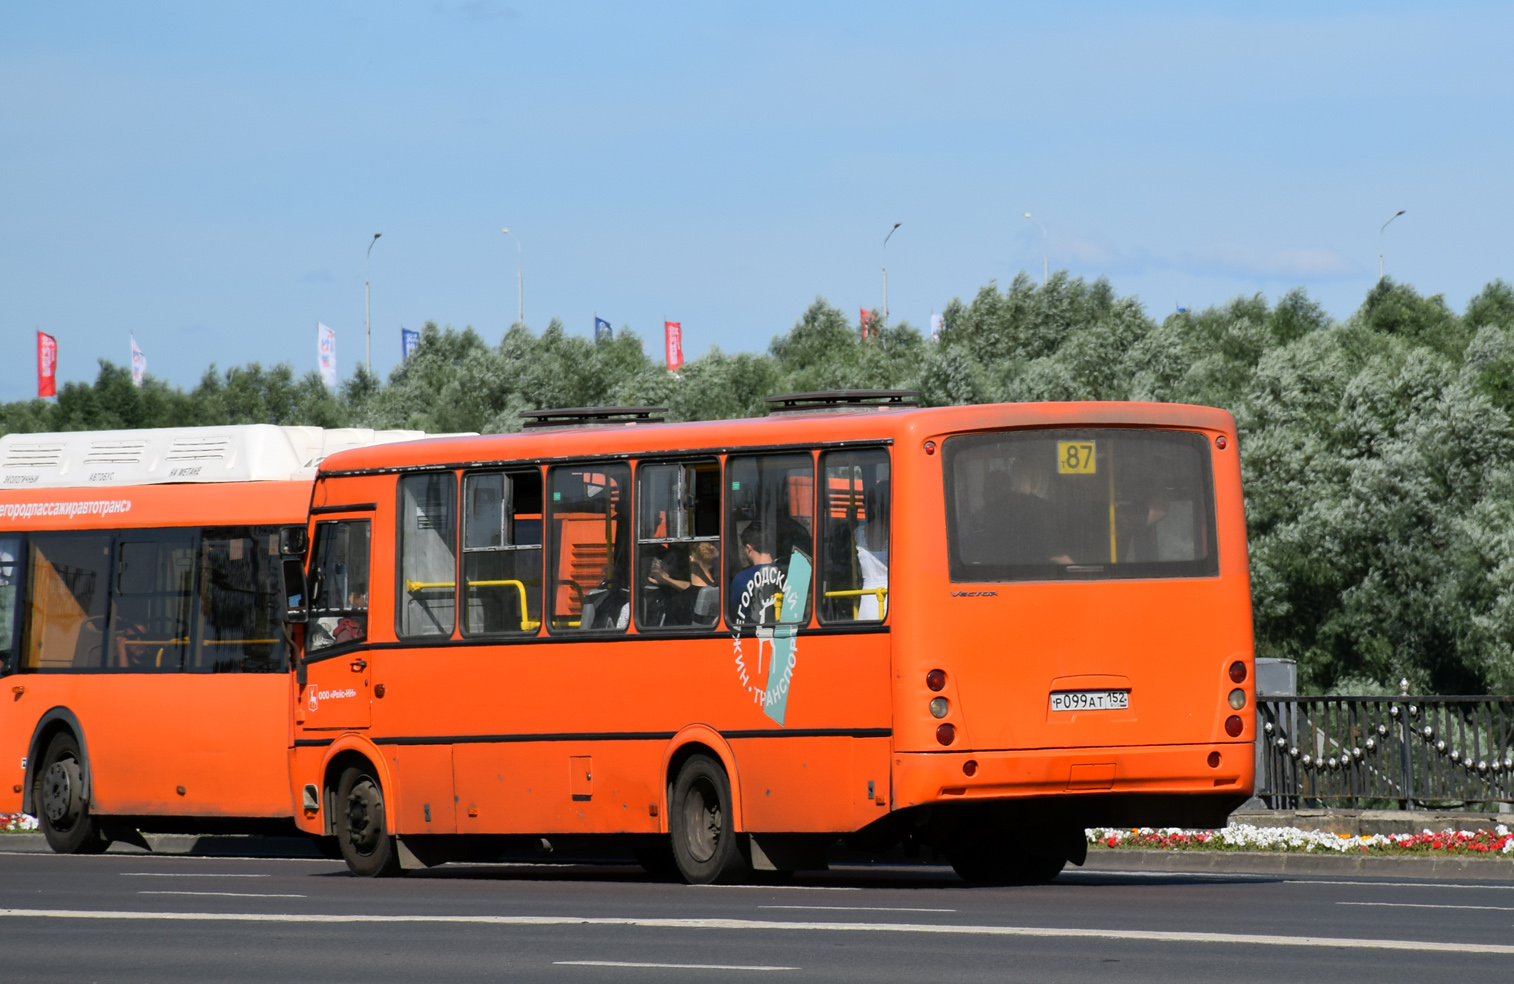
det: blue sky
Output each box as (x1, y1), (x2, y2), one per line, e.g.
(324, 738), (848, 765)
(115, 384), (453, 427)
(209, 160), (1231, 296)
(3, 2), (1511, 400)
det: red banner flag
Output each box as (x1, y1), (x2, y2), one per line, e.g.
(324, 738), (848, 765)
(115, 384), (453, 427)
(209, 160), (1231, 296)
(664, 321), (683, 372)
(860, 309), (872, 340)
(37, 331), (57, 398)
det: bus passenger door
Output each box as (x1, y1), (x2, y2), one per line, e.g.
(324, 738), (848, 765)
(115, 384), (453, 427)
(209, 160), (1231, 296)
(300, 520), (372, 732)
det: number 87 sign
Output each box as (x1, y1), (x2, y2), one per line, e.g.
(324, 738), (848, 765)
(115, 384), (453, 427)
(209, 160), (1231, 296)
(1057, 441), (1097, 474)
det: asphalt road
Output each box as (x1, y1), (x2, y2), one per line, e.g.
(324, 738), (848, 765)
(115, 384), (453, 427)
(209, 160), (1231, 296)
(2, 849), (1511, 983)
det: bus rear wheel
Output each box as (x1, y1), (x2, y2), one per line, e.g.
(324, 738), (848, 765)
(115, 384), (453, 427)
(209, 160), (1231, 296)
(948, 839), (1065, 886)
(37, 734), (111, 855)
(335, 766), (402, 877)
(669, 754), (748, 885)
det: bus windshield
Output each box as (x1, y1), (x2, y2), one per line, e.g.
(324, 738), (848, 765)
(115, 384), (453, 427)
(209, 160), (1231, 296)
(944, 428), (1218, 581)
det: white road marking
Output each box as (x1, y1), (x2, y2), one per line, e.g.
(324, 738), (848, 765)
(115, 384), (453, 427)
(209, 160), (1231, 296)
(1339, 901), (1514, 912)
(555, 961), (794, 971)
(1285, 879), (1514, 891)
(120, 873), (270, 878)
(139, 891), (307, 899)
(759, 905), (956, 913)
(1, 908), (1512, 954)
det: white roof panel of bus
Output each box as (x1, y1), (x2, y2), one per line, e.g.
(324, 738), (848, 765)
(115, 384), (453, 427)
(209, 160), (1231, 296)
(0, 425), (435, 489)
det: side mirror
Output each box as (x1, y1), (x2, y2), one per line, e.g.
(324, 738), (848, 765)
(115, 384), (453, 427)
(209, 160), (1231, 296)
(282, 558), (308, 624)
(280, 526), (308, 557)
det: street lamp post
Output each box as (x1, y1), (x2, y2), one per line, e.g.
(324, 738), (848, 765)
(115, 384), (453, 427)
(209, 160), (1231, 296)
(881, 222), (901, 324)
(501, 228), (522, 326)
(1378, 210), (1405, 282)
(365, 233), (382, 375)
(1022, 212), (1048, 286)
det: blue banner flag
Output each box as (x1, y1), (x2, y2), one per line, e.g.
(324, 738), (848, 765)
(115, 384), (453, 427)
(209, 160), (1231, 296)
(402, 328), (420, 360)
(594, 317), (612, 342)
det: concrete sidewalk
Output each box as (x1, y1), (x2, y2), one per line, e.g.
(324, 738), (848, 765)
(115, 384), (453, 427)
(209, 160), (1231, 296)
(1081, 846), (1514, 880)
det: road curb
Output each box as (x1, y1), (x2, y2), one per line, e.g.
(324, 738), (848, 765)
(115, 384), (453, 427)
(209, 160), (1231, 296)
(1082, 847), (1514, 880)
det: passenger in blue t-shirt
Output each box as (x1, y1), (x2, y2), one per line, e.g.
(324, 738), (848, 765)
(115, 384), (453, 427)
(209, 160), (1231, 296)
(729, 521), (780, 625)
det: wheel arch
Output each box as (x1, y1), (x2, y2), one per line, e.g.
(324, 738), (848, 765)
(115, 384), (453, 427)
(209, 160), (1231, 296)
(21, 707), (91, 816)
(659, 725), (744, 833)
(316, 736), (395, 836)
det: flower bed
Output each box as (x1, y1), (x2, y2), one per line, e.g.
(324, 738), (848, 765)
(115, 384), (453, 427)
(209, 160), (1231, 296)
(0, 813), (39, 833)
(1088, 822), (1514, 855)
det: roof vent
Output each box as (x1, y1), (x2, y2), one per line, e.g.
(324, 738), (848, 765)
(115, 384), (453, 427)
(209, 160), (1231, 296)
(519, 407), (667, 430)
(83, 439), (148, 465)
(166, 437), (232, 461)
(2, 442), (66, 469)
(764, 390), (920, 415)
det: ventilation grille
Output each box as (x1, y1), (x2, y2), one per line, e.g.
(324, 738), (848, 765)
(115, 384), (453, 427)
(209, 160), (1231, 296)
(82, 439), (148, 465)
(2, 443), (66, 469)
(166, 438), (231, 461)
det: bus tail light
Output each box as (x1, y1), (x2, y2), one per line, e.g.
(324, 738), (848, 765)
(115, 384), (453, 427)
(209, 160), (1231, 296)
(963, 760), (978, 777)
(936, 723), (956, 746)
(1228, 688), (1246, 710)
(929, 697), (949, 718)
(1207, 751), (1221, 768)
(1229, 661), (1247, 684)
(926, 669), (946, 692)
(1224, 715), (1243, 737)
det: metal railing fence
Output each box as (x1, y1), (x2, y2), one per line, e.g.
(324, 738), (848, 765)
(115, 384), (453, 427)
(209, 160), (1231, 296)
(1256, 696), (1514, 811)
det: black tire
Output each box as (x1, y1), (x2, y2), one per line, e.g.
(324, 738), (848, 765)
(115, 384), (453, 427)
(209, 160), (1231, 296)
(949, 839), (1065, 886)
(669, 754), (748, 885)
(36, 733), (111, 855)
(335, 765), (402, 877)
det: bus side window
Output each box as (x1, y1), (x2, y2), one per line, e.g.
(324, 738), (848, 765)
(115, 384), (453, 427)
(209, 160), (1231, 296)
(635, 460), (721, 630)
(24, 534), (113, 671)
(307, 520), (370, 653)
(819, 449), (890, 623)
(725, 453), (814, 627)
(548, 462), (630, 632)
(194, 527), (288, 673)
(110, 533), (196, 672)
(0, 536), (23, 674)
(398, 473), (459, 640)
(462, 470), (543, 635)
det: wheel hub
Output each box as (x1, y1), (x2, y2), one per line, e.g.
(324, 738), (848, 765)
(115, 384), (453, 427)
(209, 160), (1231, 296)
(681, 778), (721, 863)
(345, 779), (383, 854)
(42, 758), (80, 826)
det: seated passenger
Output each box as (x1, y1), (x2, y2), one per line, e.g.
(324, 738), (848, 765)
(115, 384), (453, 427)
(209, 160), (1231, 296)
(976, 452), (1074, 567)
(648, 541), (719, 626)
(729, 521), (780, 625)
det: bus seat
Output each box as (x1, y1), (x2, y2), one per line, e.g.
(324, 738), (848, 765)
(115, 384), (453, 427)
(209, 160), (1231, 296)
(692, 586), (719, 625)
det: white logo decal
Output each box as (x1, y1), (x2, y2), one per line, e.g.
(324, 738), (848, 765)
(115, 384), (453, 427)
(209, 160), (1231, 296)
(729, 551), (812, 727)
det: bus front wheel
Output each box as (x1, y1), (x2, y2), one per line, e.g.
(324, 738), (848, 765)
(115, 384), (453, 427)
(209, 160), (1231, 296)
(335, 766), (402, 877)
(37, 733), (111, 855)
(669, 754), (748, 885)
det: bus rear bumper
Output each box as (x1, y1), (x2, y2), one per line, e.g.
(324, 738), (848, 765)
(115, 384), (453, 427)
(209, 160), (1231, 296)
(894, 742), (1254, 816)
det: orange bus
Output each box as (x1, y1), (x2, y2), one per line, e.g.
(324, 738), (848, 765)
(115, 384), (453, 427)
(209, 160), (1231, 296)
(0, 425), (426, 852)
(288, 394), (1255, 884)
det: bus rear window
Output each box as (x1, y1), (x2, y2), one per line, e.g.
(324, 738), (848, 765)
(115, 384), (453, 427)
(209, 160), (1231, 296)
(944, 429), (1218, 582)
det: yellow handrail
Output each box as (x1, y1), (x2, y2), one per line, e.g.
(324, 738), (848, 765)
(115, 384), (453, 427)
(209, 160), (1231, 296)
(822, 587), (888, 619)
(407, 578), (542, 632)
(465, 578), (541, 632)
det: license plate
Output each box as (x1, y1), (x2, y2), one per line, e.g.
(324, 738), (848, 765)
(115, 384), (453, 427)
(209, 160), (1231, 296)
(1050, 690), (1129, 712)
